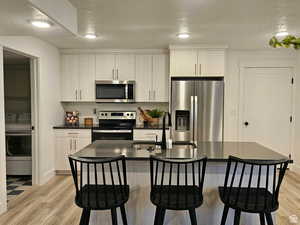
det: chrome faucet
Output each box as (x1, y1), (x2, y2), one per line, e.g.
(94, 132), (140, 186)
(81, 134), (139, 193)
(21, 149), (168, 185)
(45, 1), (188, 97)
(161, 112), (172, 150)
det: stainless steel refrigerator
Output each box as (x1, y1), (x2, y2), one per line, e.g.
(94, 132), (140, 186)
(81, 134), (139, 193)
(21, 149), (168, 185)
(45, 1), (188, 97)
(171, 77), (224, 144)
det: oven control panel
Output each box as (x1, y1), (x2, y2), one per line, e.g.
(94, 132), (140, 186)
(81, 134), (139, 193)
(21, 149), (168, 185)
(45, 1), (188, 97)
(97, 111), (136, 120)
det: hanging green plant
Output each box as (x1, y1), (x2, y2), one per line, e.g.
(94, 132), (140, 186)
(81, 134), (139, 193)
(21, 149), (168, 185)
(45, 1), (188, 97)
(269, 35), (300, 50)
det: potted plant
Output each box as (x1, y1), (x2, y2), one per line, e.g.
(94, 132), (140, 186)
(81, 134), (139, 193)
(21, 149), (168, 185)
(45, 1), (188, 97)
(147, 109), (164, 125)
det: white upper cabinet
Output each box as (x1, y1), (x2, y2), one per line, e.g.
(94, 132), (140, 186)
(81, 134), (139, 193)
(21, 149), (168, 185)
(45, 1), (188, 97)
(61, 55), (79, 101)
(79, 54), (95, 101)
(95, 53), (135, 80)
(135, 54), (168, 102)
(170, 49), (198, 76)
(170, 46), (226, 77)
(95, 54), (115, 80)
(115, 54), (135, 80)
(152, 54), (168, 102)
(135, 55), (153, 102)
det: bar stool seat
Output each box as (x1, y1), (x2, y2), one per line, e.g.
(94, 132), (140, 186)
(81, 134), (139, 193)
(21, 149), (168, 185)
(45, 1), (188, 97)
(76, 184), (130, 210)
(151, 185), (203, 210)
(219, 187), (278, 213)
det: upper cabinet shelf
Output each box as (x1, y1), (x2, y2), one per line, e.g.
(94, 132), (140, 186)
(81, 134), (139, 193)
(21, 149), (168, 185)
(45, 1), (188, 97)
(169, 45), (227, 77)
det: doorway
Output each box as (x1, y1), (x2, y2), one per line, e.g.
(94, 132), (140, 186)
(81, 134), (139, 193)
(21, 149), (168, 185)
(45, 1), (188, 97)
(239, 67), (294, 157)
(3, 50), (35, 202)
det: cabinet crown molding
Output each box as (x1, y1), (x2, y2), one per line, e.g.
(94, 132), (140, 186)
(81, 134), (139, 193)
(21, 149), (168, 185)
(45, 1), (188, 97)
(60, 48), (168, 54)
(169, 44), (228, 50)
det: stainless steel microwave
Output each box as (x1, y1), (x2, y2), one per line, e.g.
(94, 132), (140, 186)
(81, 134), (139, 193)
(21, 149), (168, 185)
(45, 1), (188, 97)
(95, 80), (135, 103)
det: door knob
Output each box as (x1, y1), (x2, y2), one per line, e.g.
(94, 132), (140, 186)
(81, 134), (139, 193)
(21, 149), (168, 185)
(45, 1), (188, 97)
(244, 122), (249, 126)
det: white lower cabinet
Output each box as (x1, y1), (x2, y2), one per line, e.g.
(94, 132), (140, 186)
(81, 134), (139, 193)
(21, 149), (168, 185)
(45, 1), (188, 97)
(55, 129), (91, 172)
(133, 129), (170, 142)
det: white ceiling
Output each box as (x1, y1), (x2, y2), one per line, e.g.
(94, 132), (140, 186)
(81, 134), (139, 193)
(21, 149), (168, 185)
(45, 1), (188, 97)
(0, 0), (299, 49)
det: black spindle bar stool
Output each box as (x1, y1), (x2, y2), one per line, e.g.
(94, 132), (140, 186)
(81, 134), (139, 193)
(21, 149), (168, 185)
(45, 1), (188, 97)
(69, 155), (129, 225)
(219, 156), (289, 225)
(150, 155), (208, 225)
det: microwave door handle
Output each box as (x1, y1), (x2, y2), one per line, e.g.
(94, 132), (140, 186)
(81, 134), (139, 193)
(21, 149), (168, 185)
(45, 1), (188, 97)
(125, 84), (128, 99)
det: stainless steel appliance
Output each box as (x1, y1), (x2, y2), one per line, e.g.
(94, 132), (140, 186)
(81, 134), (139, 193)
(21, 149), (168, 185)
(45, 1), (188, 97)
(92, 111), (136, 141)
(171, 77), (224, 144)
(5, 124), (32, 175)
(95, 80), (135, 103)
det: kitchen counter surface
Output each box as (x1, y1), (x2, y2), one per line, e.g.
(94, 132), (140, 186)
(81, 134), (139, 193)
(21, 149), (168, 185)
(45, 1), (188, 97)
(72, 140), (292, 162)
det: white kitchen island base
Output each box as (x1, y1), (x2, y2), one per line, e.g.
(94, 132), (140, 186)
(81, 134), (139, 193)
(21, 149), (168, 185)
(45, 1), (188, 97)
(87, 160), (276, 225)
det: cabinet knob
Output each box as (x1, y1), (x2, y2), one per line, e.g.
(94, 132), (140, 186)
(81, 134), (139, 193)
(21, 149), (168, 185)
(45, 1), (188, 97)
(244, 121), (249, 126)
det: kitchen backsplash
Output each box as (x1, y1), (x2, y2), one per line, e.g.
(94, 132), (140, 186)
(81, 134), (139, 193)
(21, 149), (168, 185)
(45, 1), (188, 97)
(61, 102), (169, 125)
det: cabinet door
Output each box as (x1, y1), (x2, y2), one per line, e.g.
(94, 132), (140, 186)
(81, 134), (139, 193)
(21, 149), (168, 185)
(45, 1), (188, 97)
(133, 129), (170, 141)
(55, 136), (72, 171)
(79, 54), (95, 101)
(152, 54), (169, 102)
(135, 55), (153, 102)
(170, 50), (198, 76)
(200, 50), (225, 76)
(61, 55), (79, 101)
(115, 54), (135, 80)
(95, 54), (115, 80)
(75, 137), (91, 153)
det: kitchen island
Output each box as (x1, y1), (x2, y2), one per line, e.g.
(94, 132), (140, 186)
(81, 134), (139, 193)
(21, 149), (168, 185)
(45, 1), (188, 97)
(72, 140), (291, 225)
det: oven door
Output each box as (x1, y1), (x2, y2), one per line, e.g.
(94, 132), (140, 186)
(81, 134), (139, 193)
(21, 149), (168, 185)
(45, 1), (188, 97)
(92, 129), (133, 141)
(6, 132), (32, 156)
(95, 81), (135, 103)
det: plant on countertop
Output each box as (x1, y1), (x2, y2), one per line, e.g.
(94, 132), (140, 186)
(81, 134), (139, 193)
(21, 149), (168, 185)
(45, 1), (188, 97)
(269, 35), (300, 50)
(147, 109), (164, 118)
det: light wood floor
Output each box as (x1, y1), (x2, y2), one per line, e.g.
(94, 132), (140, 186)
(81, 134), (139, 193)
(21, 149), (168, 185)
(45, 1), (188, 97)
(0, 171), (299, 225)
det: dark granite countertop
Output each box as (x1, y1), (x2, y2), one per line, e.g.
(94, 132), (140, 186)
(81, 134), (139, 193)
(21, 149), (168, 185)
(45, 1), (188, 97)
(53, 124), (98, 129)
(53, 124), (169, 130)
(72, 140), (292, 162)
(133, 124), (169, 129)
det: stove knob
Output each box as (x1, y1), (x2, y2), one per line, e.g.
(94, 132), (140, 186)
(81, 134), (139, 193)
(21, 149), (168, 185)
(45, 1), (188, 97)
(131, 113), (134, 116)
(101, 113), (104, 116)
(105, 113), (108, 116)
(126, 113), (130, 116)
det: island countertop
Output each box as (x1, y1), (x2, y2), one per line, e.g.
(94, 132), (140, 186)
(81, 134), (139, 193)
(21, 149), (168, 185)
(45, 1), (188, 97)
(72, 140), (292, 162)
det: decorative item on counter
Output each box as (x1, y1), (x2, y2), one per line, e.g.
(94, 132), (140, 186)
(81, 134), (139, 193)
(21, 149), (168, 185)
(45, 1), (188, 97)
(138, 107), (164, 125)
(84, 118), (93, 127)
(65, 111), (79, 126)
(269, 35), (300, 50)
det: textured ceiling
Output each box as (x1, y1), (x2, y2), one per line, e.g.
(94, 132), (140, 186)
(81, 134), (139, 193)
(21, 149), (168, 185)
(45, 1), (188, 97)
(0, 0), (299, 49)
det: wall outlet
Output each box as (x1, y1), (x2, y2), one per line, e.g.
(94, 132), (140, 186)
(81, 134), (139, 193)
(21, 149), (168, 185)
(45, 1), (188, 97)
(93, 108), (97, 114)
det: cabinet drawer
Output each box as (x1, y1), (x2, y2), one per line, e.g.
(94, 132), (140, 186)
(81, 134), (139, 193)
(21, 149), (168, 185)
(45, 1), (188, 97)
(133, 129), (170, 141)
(54, 129), (91, 138)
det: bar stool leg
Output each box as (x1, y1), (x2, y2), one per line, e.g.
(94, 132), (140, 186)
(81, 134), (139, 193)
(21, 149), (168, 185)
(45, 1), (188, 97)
(265, 213), (274, 225)
(158, 208), (166, 225)
(120, 205), (128, 225)
(111, 208), (118, 225)
(259, 213), (266, 225)
(80, 208), (91, 225)
(189, 209), (197, 225)
(154, 207), (161, 225)
(220, 206), (229, 225)
(233, 210), (241, 225)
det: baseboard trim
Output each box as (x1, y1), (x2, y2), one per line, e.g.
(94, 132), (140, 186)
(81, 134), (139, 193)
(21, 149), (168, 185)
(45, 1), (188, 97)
(40, 169), (55, 185)
(55, 170), (71, 175)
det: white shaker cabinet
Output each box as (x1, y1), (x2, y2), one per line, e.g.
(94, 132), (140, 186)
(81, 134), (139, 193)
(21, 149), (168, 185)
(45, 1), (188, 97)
(135, 54), (168, 102)
(95, 53), (135, 80)
(133, 129), (170, 141)
(61, 54), (95, 101)
(55, 129), (91, 172)
(170, 47), (226, 77)
(61, 55), (79, 101)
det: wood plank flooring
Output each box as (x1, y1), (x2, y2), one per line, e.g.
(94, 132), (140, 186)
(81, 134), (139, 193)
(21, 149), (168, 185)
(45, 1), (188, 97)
(0, 171), (299, 225)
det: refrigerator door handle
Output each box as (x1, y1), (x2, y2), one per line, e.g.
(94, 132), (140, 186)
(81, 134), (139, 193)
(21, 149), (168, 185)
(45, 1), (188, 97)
(194, 96), (198, 145)
(190, 96), (194, 142)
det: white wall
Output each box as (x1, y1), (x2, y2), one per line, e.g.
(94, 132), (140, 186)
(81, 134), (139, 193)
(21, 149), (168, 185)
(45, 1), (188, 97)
(0, 46), (7, 214)
(294, 52), (300, 169)
(0, 36), (64, 190)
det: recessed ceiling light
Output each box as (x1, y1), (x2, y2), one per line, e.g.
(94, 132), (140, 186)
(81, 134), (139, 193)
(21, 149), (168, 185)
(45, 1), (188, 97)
(177, 33), (190, 39)
(276, 31), (289, 37)
(30, 20), (51, 28)
(85, 34), (97, 39)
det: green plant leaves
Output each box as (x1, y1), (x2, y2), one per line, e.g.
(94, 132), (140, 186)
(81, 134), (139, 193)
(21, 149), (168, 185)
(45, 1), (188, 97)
(269, 35), (300, 50)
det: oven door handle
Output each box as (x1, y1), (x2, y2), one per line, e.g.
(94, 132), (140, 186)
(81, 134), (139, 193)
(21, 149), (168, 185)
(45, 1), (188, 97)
(92, 130), (132, 133)
(5, 132), (32, 136)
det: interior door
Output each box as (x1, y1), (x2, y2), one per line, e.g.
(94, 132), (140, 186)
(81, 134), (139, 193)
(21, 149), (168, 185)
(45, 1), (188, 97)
(241, 67), (293, 157)
(171, 79), (195, 142)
